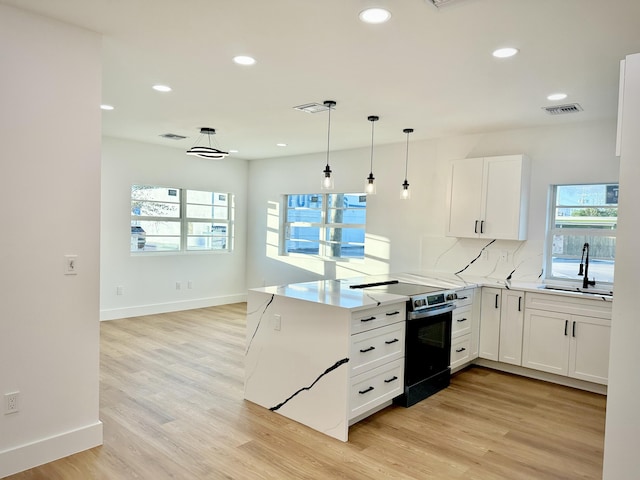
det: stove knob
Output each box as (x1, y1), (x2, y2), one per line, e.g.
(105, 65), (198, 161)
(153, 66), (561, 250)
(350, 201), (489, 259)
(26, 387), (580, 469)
(446, 293), (458, 301)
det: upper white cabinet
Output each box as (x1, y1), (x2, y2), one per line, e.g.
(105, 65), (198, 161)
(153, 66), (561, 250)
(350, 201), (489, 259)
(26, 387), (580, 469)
(446, 155), (531, 240)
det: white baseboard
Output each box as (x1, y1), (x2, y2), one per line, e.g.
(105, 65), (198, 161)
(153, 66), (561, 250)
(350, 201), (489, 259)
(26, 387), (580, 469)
(99, 293), (247, 321)
(0, 421), (103, 478)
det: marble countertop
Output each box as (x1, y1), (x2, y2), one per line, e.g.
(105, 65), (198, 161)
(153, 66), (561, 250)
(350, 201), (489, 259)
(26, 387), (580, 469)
(251, 271), (613, 309)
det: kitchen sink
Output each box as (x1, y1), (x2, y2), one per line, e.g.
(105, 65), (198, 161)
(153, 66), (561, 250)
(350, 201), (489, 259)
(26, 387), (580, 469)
(538, 284), (613, 298)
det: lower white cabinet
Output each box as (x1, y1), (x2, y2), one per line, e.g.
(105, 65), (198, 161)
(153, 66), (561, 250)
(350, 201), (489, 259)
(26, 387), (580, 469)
(498, 290), (525, 366)
(522, 293), (611, 385)
(450, 288), (479, 371)
(349, 302), (407, 420)
(479, 287), (501, 360)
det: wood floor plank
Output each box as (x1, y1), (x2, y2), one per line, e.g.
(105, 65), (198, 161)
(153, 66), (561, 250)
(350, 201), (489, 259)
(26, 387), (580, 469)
(5, 303), (606, 479)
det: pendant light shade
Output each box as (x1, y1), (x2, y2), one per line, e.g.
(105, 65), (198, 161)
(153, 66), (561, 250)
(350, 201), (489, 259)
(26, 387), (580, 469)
(186, 127), (229, 159)
(400, 128), (413, 200)
(321, 100), (336, 190)
(365, 115), (379, 195)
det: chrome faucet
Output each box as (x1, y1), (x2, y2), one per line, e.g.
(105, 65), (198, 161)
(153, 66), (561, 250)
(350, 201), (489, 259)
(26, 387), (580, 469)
(578, 242), (596, 289)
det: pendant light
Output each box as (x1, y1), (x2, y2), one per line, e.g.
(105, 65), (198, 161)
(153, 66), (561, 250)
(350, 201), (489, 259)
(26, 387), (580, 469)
(400, 128), (414, 200)
(321, 100), (337, 190)
(186, 127), (229, 159)
(365, 115), (379, 195)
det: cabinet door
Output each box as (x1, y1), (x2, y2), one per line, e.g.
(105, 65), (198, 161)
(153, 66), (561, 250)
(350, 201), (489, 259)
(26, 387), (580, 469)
(482, 155), (529, 240)
(569, 315), (611, 385)
(498, 290), (524, 366)
(479, 288), (501, 361)
(522, 309), (570, 376)
(446, 158), (483, 237)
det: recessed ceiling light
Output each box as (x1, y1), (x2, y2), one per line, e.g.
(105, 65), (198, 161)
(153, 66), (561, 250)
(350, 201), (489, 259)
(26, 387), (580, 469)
(547, 93), (568, 101)
(229, 149), (239, 153)
(276, 143), (288, 147)
(233, 55), (256, 66)
(100, 104), (114, 110)
(359, 8), (392, 24)
(152, 85), (172, 92)
(492, 47), (519, 58)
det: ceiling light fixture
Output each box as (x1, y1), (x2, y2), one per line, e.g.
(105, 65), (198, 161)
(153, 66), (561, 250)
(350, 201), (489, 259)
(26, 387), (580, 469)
(321, 100), (337, 190)
(547, 93), (568, 101)
(233, 55), (256, 66)
(492, 47), (519, 58)
(186, 127), (229, 159)
(152, 84), (172, 92)
(400, 128), (414, 200)
(365, 115), (379, 195)
(359, 8), (392, 24)
(276, 143), (288, 147)
(100, 104), (114, 110)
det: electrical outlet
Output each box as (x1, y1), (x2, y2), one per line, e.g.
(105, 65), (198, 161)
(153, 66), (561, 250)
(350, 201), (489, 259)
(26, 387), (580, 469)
(4, 392), (19, 414)
(481, 250), (489, 261)
(176, 282), (182, 290)
(273, 314), (282, 331)
(500, 250), (509, 262)
(116, 285), (124, 295)
(187, 281), (193, 289)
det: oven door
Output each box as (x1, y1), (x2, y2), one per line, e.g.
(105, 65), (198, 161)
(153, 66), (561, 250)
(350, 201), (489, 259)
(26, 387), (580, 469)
(404, 304), (454, 386)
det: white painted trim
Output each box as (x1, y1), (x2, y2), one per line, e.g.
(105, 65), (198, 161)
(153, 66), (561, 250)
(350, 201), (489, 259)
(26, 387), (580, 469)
(100, 293), (247, 321)
(0, 421), (103, 478)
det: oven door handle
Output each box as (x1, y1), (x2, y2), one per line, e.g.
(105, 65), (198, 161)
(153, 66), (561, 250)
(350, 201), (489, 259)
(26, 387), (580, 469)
(407, 303), (456, 320)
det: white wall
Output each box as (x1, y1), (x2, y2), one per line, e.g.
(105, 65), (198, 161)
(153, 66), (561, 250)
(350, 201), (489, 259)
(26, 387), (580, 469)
(246, 120), (619, 288)
(0, 5), (103, 476)
(100, 137), (249, 320)
(603, 53), (640, 479)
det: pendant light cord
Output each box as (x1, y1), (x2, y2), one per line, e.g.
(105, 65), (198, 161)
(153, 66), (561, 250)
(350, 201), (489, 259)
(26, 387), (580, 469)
(326, 105), (332, 169)
(369, 120), (375, 174)
(404, 131), (410, 181)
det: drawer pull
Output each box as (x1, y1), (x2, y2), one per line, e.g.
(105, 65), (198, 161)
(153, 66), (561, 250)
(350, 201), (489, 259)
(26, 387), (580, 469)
(386, 311), (400, 316)
(457, 317), (468, 323)
(384, 376), (398, 383)
(359, 386), (374, 395)
(359, 346), (376, 353)
(456, 347), (466, 353)
(385, 338), (399, 345)
(361, 316), (376, 322)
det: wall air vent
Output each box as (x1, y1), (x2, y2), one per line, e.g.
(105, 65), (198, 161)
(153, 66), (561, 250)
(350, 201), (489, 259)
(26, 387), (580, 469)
(159, 133), (187, 140)
(543, 103), (584, 115)
(293, 103), (331, 114)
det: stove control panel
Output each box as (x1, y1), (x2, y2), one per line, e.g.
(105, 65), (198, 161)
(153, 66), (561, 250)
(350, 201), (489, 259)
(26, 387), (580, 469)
(412, 290), (457, 311)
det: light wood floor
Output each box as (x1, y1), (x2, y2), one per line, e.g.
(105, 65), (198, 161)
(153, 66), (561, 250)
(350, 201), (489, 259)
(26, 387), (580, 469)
(8, 304), (606, 479)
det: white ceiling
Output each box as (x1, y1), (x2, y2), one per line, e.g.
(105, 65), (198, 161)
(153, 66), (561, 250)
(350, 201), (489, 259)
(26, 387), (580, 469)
(4, 0), (640, 160)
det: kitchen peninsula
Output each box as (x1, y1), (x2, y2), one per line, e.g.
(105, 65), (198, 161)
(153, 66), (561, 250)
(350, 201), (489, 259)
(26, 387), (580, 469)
(244, 280), (410, 441)
(244, 274), (612, 442)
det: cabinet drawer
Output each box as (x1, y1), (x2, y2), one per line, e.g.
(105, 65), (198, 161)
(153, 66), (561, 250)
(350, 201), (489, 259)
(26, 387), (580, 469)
(452, 305), (472, 338)
(350, 322), (405, 376)
(455, 289), (474, 308)
(351, 303), (405, 334)
(349, 358), (404, 420)
(525, 292), (612, 319)
(451, 335), (472, 370)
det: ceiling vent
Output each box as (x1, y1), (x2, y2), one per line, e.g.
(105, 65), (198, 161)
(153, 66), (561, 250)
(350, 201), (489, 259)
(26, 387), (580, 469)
(160, 133), (187, 140)
(543, 103), (583, 115)
(293, 102), (331, 114)
(427, 0), (461, 7)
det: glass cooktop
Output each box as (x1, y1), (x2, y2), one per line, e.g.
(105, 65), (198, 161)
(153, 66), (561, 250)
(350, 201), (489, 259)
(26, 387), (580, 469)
(349, 280), (444, 296)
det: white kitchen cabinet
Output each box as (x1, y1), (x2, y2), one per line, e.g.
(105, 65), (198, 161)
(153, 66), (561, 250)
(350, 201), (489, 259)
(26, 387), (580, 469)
(498, 290), (525, 366)
(450, 288), (479, 371)
(446, 154), (531, 240)
(478, 287), (501, 361)
(522, 293), (611, 385)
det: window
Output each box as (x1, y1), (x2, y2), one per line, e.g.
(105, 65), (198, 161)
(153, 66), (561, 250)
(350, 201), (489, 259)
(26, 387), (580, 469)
(283, 193), (366, 259)
(130, 185), (233, 253)
(545, 183), (618, 284)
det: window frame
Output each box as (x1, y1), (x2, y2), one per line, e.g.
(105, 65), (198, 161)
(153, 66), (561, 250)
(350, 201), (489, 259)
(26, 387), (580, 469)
(544, 183), (618, 286)
(131, 185), (234, 254)
(281, 193), (367, 260)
